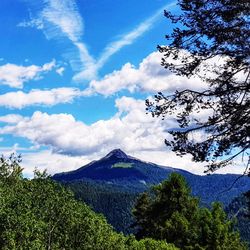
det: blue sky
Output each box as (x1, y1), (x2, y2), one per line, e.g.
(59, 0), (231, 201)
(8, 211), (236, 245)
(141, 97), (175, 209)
(0, 0), (245, 177)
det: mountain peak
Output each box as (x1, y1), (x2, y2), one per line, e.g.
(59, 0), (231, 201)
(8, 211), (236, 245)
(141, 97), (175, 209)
(104, 149), (129, 159)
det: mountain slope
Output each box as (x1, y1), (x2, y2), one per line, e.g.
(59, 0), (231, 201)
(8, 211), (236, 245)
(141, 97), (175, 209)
(53, 149), (250, 205)
(53, 149), (188, 186)
(53, 149), (250, 236)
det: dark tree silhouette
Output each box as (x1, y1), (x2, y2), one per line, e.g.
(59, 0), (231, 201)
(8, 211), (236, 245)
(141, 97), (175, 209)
(146, 0), (250, 174)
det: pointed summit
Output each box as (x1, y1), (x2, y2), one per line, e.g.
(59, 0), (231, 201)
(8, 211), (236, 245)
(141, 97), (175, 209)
(104, 149), (129, 159)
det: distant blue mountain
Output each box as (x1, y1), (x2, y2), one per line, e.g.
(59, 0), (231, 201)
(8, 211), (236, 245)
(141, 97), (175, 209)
(53, 149), (250, 206)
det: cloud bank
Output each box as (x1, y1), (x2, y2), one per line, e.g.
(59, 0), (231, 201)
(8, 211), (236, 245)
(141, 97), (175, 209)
(0, 97), (169, 156)
(85, 51), (205, 96)
(0, 95), (210, 175)
(0, 51), (206, 110)
(0, 95), (245, 175)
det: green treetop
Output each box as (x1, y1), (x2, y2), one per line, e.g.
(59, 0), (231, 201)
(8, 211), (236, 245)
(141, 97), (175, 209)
(133, 173), (247, 250)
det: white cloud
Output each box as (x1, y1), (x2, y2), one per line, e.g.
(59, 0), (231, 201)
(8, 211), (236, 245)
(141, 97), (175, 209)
(56, 67), (65, 76)
(85, 50), (237, 97)
(0, 145), (78, 177)
(0, 114), (25, 124)
(0, 88), (82, 109)
(0, 96), (185, 176)
(84, 51), (206, 96)
(0, 60), (55, 88)
(21, 149), (92, 178)
(0, 97), (168, 156)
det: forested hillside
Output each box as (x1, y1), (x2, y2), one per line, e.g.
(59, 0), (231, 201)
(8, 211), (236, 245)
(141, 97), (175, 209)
(0, 155), (178, 250)
(226, 193), (250, 243)
(54, 149), (250, 241)
(61, 178), (250, 245)
(64, 180), (139, 234)
(0, 154), (248, 249)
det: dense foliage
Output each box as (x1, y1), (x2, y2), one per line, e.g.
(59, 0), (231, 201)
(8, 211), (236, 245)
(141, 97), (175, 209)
(64, 180), (139, 234)
(52, 150), (250, 245)
(58, 176), (250, 244)
(0, 154), (248, 249)
(0, 155), (178, 250)
(146, 0), (250, 173)
(133, 173), (247, 249)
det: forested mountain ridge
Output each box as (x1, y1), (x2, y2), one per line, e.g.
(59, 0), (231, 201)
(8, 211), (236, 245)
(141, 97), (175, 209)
(53, 149), (250, 241)
(53, 149), (250, 206)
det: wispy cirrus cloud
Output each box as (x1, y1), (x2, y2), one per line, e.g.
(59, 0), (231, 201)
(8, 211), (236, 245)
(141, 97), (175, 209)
(0, 60), (55, 88)
(73, 1), (177, 82)
(19, 0), (176, 81)
(99, 2), (176, 68)
(19, 0), (96, 79)
(18, 18), (44, 30)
